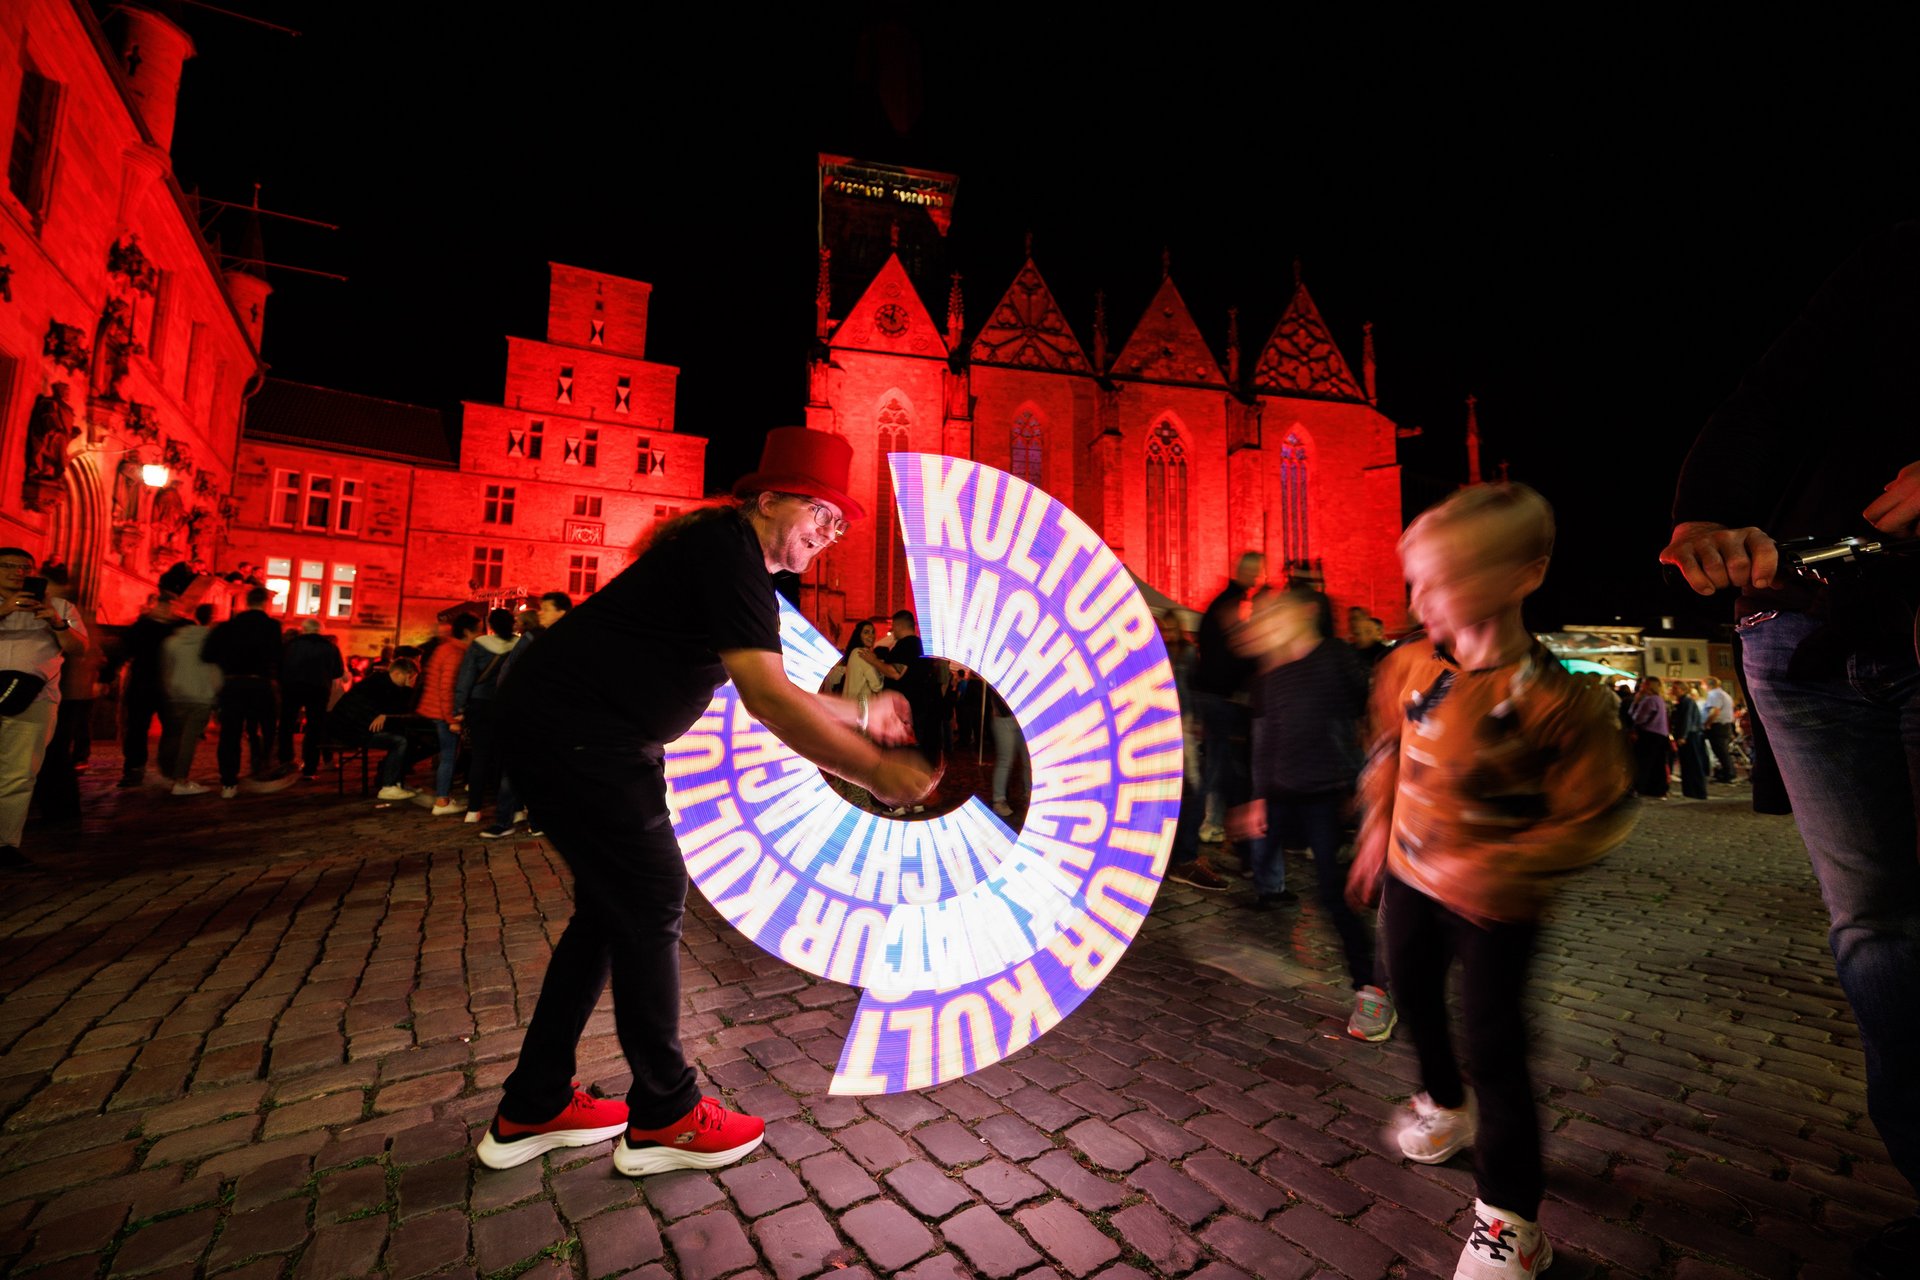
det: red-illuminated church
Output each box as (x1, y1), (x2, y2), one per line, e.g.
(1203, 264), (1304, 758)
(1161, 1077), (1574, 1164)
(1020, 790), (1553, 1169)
(795, 159), (1406, 643)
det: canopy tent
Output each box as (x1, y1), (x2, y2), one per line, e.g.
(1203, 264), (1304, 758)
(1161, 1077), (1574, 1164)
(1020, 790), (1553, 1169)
(1559, 658), (1639, 680)
(1128, 568), (1202, 633)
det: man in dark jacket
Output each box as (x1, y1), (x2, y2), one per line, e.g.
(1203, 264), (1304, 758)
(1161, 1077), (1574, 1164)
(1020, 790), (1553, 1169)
(202, 587), (292, 797)
(329, 658), (424, 798)
(117, 594), (184, 786)
(279, 619), (344, 780)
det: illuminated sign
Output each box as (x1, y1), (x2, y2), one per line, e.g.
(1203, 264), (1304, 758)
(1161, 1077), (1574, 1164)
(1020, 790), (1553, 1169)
(666, 455), (1182, 1093)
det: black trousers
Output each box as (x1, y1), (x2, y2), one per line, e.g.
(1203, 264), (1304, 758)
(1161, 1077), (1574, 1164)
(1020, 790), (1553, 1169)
(1268, 789), (1374, 989)
(1381, 873), (1541, 1217)
(1706, 721), (1737, 782)
(464, 700), (505, 809)
(498, 739), (700, 1130)
(277, 682), (332, 774)
(216, 678), (278, 786)
(122, 688), (166, 774)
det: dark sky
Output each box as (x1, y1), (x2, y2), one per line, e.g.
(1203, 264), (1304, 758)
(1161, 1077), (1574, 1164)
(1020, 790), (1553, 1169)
(163, 6), (1920, 631)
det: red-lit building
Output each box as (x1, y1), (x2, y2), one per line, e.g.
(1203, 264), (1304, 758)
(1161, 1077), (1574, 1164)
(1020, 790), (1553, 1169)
(221, 378), (454, 659)
(221, 265), (707, 659)
(798, 158), (1405, 642)
(1, 0), (261, 622)
(397, 263), (705, 643)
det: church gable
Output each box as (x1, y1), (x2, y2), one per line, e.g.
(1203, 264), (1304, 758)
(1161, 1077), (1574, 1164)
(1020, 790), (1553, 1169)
(833, 253), (948, 359)
(1111, 276), (1224, 386)
(1254, 280), (1365, 400)
(969, 259), (1091, 373)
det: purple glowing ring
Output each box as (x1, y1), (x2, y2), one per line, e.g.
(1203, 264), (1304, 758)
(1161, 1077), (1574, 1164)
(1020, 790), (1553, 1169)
(665, 454), (1182, 1093)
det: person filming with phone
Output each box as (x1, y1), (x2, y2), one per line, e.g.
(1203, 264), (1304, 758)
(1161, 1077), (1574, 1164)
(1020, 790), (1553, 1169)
(0, 548), (88, 870)
(1659, 222), (1920, 1276)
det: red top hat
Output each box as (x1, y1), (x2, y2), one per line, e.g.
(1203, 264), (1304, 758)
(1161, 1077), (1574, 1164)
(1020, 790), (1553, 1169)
(732, 427), (866, 521)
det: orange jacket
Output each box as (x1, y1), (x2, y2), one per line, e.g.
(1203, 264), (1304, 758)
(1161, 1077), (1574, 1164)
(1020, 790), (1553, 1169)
(414, 637), (468, 723)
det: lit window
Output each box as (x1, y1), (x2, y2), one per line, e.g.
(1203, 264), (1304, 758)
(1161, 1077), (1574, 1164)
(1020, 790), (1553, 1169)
(484, 483), (516, 525)
(270, 470), (301, 527)
(337, 479), (360, 534)
(296, 560), (324, 616)
(569, 554), (599, 596)
(329, 564), (355, 619)
(874, 397), (912, 614)
(302, 475), (333, 531)
(265, 556), (292, 614)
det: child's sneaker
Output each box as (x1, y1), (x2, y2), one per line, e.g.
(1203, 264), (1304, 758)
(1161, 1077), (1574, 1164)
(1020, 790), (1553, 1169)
(1347, 985), (1397, 1041)
(1396, 1091), (1476, 1164)
(474, 1087), (628, 1170)
(612, 1096), (764, 1177)
(1455, 1199), (1552, 1279)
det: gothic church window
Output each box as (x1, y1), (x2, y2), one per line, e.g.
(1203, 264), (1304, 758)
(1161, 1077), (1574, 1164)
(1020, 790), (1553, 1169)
(1011, 411), (1043, 489)
(1277, 433), (1309, 568)
(874, 397), (912, 615)
(1145, 421), (1189, 601)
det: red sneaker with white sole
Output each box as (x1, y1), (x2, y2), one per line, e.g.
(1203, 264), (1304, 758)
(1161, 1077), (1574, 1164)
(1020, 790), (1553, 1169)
(613, 1095), (765, 1176)
(475, 1086), (628, 1169)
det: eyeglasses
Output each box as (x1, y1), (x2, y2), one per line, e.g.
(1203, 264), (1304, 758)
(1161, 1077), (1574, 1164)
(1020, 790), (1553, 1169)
(786, 494), (849, 541)
(0, 562), (32, 572)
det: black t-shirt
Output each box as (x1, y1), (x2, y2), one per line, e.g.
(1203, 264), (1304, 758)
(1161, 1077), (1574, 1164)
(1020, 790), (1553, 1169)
(503, 507), (781, 747)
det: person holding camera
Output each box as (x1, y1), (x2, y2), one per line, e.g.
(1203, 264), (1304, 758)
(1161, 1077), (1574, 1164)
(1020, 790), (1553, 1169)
(0, 549), (87, 869)
(1660, 221), (1920, 1275)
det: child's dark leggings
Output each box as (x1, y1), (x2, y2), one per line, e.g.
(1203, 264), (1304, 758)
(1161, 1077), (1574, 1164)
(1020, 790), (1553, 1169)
(1381, 873), (1543, 1218)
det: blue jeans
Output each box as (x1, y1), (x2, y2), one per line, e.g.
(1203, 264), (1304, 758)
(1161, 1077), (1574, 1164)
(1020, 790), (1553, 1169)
(1739, 603), (1920, 1198)
(432, 720), (460, 798)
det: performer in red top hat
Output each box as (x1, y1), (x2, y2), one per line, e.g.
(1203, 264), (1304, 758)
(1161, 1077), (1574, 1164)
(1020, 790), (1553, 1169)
(474, 427), (936, 1178)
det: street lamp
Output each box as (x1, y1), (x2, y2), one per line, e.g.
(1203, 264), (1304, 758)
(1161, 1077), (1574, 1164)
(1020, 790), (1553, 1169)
(141, 463), (170, 487)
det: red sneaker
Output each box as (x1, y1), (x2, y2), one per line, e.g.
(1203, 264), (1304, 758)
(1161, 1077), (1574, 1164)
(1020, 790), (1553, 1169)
(613, 1095), (765, 1176)
(475, 1086), (628, 1169)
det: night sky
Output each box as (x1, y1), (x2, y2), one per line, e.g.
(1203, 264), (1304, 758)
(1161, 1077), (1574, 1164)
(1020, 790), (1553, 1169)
(162, 6), (1920, 632)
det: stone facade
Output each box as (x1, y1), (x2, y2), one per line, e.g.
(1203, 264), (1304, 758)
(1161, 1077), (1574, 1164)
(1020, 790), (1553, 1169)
(0, 0), (259, 624)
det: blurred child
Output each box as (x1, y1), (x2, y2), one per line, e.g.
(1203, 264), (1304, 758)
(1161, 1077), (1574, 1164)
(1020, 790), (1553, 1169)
(1348, 484), (1635, 1280)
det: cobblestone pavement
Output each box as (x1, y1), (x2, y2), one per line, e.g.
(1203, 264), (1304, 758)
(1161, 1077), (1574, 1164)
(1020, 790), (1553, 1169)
(1, 744), (1913, 1280)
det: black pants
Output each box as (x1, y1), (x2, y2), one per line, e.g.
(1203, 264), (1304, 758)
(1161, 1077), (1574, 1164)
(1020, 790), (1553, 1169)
(1706, 721), (1737, 782)
(1676, 730), (1709, 799)
(499, 740), (699, 1130)
(278, 682), (332, 775)
(465, 700), (505, 808)
(1631, 730), (1669, 797)
(216, 678), (278, 786)
(1269, 789), (1374, 989)
(1382, 873), (1541, 1217)
(122, 688), (166, 775)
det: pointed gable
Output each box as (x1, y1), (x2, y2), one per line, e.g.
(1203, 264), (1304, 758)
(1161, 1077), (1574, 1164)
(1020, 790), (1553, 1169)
(1254, 280), (1365, 400)
(832, 253), (948, 359)
(1111, 276), (1224, 386)
(969, 259), (1091, 372)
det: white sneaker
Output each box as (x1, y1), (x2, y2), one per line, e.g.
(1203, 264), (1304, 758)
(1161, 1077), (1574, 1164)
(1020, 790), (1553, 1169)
(1397, 1092), (1476, 1164)
(220, 786), (238, 799)
(512, 809), (529, 825)
(1454, 1199), (1552, 1279)
(463, 810), (484, 824)
(171, 781), (210, 797)
(376, 784), (417, 801)
(430, 800), (464, 816)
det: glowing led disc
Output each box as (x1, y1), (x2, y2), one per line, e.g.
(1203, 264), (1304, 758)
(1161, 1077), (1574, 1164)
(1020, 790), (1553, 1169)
(665, 454), (1183, 1093)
